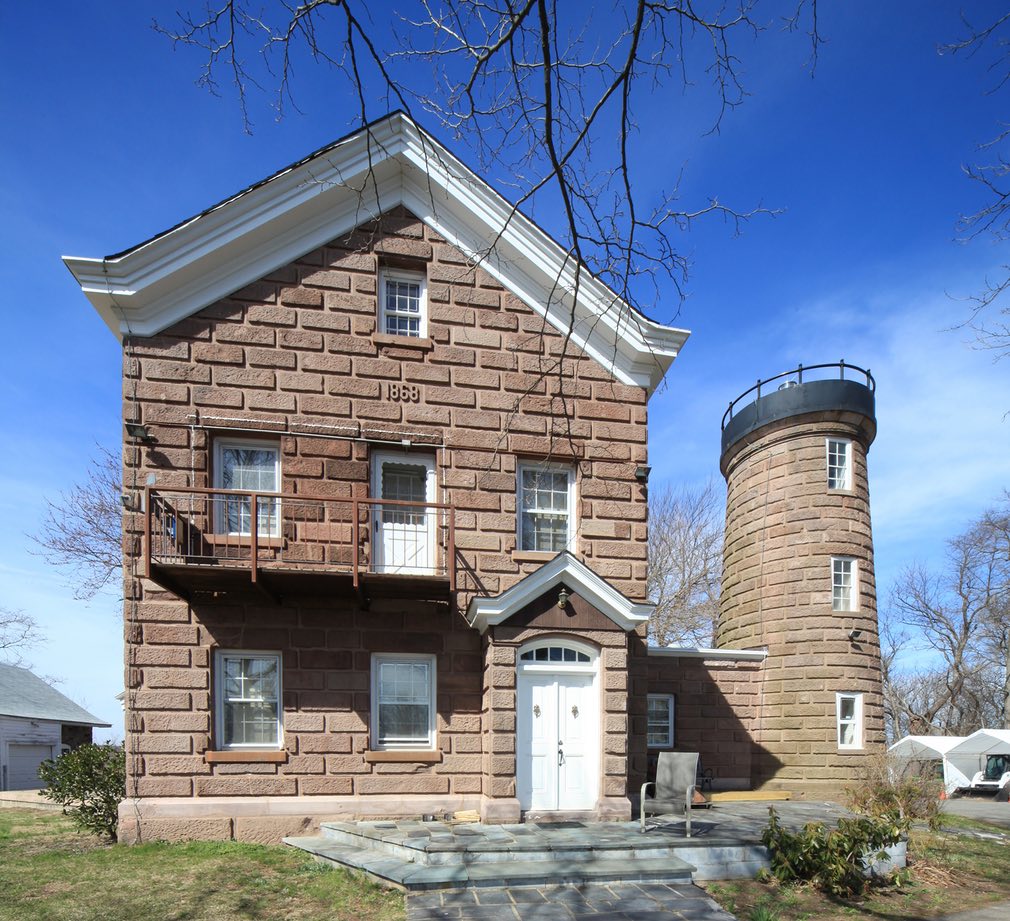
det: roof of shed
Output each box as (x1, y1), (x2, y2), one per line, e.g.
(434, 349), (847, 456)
(0, 664), (110, 727)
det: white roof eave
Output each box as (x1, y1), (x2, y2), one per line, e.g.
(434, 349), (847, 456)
(466, 552), (654, 635)
(63, 112), (688, 395)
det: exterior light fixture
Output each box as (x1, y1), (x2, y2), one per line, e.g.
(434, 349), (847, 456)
(847, 629), (863, 642)
(125, 421), (154, 443)
(557, 587), (569, 610)
(634, 465), (651, 484)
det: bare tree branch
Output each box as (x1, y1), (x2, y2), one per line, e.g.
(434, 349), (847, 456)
(31, 446), (123, 601)
(647, 481), (722, 646)
(0, 608), (44, 668)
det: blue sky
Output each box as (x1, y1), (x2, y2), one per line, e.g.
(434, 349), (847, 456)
(1, 2), (1008, 737)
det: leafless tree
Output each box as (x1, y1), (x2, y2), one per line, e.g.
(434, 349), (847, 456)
(646, 481), (722, 646)
(941, 13), (1010, 359)
(886, 504), (1010, 735)
(156, 1), (823, 327)
(0, 608), (44, 668)
(32, 446), (123, 601)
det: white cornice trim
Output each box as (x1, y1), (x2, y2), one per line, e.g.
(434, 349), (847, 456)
(465, 552), (653, 635)
(647, 646), (767, 661)
(63, 112), (688, 394)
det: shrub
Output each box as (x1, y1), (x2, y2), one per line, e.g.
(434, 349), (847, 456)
(761, 807), (904, 897)
(38, 743), (126, 840)
(846, 750), (943, 830)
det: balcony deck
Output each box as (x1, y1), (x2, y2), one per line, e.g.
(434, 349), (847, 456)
(143, 487), (455, 604)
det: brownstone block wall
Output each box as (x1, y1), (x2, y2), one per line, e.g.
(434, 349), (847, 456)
(117, 206), (652, 823)
(718, 415), (884, 793)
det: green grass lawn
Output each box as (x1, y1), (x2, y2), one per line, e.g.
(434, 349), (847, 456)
(0, 808), (406, 921)
(704, 815), (1010, 921)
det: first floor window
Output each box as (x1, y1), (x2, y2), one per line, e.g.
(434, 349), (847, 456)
(371, 654), (436, 749)
(379, 269), (426, 337)
(832, 557), (857, 611)
(215, 651), (282, 749)
(826, 438), (852, 490)
(214, 438), (281, 536)
(647, 694), (675, 748)
(836, 692), (862, 749)
(518, 462), (574, 552)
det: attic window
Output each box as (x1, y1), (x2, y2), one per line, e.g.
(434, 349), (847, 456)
(379, 268), (426, 337)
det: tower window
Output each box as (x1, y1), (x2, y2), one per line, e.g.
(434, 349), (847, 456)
(826, 438), (851, 490)
(836, 692), (863, 749)
(831, 557), (858, 611)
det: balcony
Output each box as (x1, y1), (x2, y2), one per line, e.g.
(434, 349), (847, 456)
(143, 487), (456, 604)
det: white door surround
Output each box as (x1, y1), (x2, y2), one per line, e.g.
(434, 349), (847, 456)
(516, 639), (600, 813)
(371, 452), (436, 575)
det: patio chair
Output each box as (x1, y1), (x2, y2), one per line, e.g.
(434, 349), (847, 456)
(640, 751), (698, 836)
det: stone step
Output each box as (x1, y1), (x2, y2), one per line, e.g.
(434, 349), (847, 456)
(283, 835), (696, 891)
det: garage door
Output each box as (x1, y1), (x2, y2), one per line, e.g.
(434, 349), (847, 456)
(7, 744), (54, 790)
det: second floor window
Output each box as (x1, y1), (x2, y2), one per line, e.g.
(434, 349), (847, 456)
(380, 269), (426, 337)
(826, 438), (851, 490)
(214, 439), (280, 536)
(518, 463), (574, 552)
(831, 557), (857, 611)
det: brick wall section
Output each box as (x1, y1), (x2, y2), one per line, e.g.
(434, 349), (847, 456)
(125, 595), (482, 799)
(118, 206), (651, 824)
(717, 413), (884, 793)
(639, 657), (761, 791)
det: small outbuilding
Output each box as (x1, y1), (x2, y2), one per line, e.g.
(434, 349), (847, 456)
(0, 664), (111, 791)
(888, 735), (967, 794)
(947, 729), (1010, 794)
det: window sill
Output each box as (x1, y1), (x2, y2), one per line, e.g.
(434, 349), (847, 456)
(204, 750), (288, 764)
(364, 750), (442, 764)
(374, 333), (434, 351)
(836, 747), (865, 755)
(513, 551), (561, 563)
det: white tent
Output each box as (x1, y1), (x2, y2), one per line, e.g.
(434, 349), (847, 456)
(888, 735), (967, 794)
(946, 729), (1010, 792)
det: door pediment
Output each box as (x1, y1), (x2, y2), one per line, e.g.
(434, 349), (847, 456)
(466, 552), (653, 634)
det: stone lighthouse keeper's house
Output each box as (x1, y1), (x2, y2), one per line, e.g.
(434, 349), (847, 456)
(64, 113), (884, 843)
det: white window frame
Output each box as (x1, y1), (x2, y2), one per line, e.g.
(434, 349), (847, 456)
(214, 650), (283, 750)
(831, 556), (858, 612)
(836, 692), (863, 750)
(647, 694), (675, 749)
(213, 438), (282, 537)
(826, 438), (852, 491)
(517, 461), (576, 553)
(379, 268), (427, 338)
(371, 653), (437, 751)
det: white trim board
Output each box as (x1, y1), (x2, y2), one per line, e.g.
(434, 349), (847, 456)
(63, 112), (688, 395)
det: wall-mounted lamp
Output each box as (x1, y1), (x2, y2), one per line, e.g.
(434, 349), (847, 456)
(557, 587), (569, 610)
(847, 629), (863, 642)
(120, 492), (137, 510)
(634, 465), (651, 484)
(125, 421), (154, 443)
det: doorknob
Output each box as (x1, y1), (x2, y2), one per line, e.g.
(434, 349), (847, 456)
(558, 747), (565, 766)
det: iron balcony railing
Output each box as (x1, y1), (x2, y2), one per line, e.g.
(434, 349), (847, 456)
(144, 486), (456, 591)
(721, 360), (875, 430)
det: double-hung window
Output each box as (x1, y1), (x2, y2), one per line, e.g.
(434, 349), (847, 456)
(518, 462), (575, 552)
(826, 438), (851, 490)
(831, 557), (858, 612)
(371, 654), (436, 750)
(379, 269), (426, 338)
(215, 651), (282, 749)
(836, 692), (863, 749)
(214, 439), (281, 536)
(647, 694), (675, 748)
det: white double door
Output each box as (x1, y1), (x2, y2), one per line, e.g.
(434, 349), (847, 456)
(517, 668), (599, 812)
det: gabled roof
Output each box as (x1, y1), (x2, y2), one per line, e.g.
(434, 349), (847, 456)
(466, 552), (653, 634)
(947, 729), (1010, 756)
(888, 735), (967, 759)
(0, 664), (110, 727)
(63, 112), (688, 394)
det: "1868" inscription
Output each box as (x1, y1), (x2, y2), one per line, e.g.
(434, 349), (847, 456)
(385, 383), (422, 403)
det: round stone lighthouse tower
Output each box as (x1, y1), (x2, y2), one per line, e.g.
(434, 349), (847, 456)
(718, 362), (884, 795)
